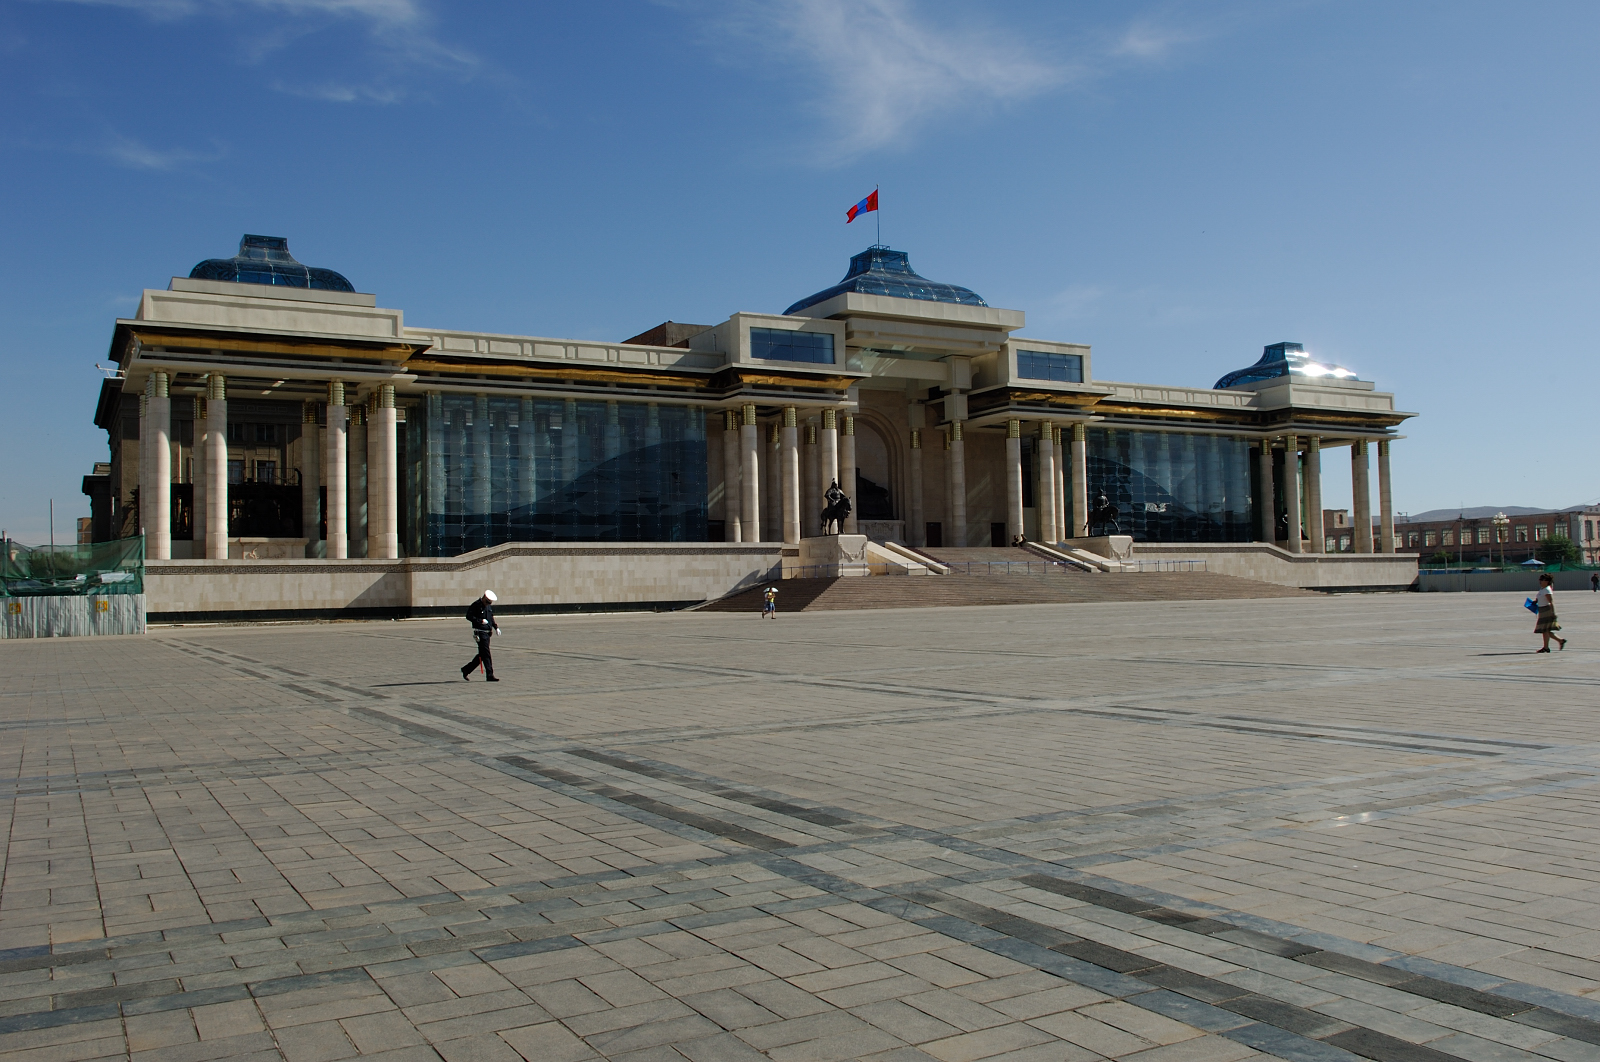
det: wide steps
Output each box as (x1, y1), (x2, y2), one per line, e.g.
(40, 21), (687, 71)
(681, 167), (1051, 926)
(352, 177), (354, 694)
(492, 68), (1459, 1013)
(697, 571), (1315, 613)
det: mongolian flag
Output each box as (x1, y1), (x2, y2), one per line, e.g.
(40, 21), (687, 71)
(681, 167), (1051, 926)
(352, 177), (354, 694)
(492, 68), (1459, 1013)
(846, 189), (878, 224)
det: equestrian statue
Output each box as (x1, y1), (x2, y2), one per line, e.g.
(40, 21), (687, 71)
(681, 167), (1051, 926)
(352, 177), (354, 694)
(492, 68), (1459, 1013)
(1088, 492), (1121, 536)
(820, 479), (852, 535)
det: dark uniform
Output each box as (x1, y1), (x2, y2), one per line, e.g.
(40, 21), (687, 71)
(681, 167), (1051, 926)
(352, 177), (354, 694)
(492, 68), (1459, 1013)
(462, 597), (500, 680)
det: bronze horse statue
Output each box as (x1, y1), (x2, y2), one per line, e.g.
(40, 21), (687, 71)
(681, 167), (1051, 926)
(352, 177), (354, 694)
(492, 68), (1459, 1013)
(820, 479), (852, 535)
(1088, 492), (1121, 535)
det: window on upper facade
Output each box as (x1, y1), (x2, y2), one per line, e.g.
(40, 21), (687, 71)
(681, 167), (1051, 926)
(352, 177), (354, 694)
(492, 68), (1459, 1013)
(1016, 350), (1084, 383)
(1442, 530), (1454, 545)
(1477, 528), (1490, 544)
(1535, 524), (1548, 540)
(227, 459), (245, 485)
(1339, 535), (1352, 550)
(1515, 526), (1528, 542)
(254, 461), (276, 484)
(1424, 531), (1437, 546)
(1587, 520), (1594, 542)
(1407, 532), (1420, 547)
(750, 328), (834, 364)
(1326, 536), (1337, 552)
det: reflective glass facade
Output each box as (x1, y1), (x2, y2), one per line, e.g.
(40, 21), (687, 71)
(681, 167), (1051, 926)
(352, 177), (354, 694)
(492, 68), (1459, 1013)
(750, 328), (834, 364)
(1086, 429), (1253, 542)
(404, 396), (706, 556)
(1017, 350), (1083, 383)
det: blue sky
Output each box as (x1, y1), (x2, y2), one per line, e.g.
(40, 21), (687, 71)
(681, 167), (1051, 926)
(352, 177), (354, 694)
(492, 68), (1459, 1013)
(3, 0), (1597, 541)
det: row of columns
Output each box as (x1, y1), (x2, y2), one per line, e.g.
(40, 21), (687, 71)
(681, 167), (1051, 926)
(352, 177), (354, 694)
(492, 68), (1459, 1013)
(719, 411), (1100, 548)
(724, 406), (862, 545)
(138, 374), (398, 560)
(1260, 434), (1396, 554)
(998, 419), (1092, 546)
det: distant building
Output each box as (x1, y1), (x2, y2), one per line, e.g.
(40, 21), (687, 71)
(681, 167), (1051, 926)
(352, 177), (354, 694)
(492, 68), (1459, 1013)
(1389, 508), (1600, 564)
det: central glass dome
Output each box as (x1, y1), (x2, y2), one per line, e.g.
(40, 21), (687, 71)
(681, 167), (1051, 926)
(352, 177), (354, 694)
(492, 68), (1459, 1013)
(784, 246), (987, 315)
(189, 235), (355, 292)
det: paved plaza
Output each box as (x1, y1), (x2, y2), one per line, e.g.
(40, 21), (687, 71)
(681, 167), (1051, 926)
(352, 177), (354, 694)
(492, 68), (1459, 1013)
(3, 592), (1600, 1062)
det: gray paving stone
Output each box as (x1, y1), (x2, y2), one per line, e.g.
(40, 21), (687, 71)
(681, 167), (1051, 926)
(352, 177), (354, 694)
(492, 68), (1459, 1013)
(7, 599), (1600, 1059)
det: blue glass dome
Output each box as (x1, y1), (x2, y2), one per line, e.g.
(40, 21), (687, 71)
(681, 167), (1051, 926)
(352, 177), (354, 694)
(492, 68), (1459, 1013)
(189, 235), (355, 292)
(1214, 342), (1361, 390)
(784, 246), (987, 315)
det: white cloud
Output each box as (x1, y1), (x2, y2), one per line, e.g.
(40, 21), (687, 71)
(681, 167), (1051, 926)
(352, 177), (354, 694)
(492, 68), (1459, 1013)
(103, 133), (225, 170)
(46, 0), (479, 100)
(711, 0), (1070, 156)
(1111, 19), (1196, 61)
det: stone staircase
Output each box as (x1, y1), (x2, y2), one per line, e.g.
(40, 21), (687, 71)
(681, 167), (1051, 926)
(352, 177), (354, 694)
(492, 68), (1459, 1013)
(696, 570), (1315, 613)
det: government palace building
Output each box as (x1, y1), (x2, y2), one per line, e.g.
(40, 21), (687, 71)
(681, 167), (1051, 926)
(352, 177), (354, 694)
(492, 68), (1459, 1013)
(86, 235), (1415, 563)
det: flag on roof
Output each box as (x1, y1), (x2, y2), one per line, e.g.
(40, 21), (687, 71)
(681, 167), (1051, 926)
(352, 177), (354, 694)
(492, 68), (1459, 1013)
(846, 189), (878, 223)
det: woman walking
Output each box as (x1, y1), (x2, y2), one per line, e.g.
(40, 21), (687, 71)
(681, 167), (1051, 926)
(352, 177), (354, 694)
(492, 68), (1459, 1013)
(1535, 573), (1567, 653)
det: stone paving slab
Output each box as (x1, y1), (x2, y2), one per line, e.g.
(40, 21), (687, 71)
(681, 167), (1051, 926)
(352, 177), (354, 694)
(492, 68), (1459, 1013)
(1, 592), (1598, 1060)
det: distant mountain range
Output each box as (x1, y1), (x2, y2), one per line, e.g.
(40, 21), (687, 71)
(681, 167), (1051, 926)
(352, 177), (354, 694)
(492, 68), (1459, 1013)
(1404, 505), (1584, 522)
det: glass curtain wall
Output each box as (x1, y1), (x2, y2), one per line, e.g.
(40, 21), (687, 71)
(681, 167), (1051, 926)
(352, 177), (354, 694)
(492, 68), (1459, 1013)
(1087, 428), (1252, 542)
(405, 395), (706, 556)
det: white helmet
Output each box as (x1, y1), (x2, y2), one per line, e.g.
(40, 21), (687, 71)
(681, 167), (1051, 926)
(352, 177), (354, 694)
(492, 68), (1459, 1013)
(483, 590), (497, 602)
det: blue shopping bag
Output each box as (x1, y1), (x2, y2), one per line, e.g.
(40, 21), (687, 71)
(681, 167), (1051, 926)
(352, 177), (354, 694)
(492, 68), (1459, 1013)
(1525, 598), (1539, 613)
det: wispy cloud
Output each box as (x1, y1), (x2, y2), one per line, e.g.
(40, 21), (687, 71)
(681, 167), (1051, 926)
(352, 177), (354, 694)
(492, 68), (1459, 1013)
(103, 133), (226, 170)
(47, 0), (481, 102)
(708, 0), (1070, 157)
(690, 0), (1228, 159)
(1111, 18), (1198, 61)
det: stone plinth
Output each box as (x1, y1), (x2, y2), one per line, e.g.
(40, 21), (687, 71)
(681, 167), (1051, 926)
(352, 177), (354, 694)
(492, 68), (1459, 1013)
(228, 538), (309, 560)
(1060, 535), (1134, 561)
(795, 534), (871, 577)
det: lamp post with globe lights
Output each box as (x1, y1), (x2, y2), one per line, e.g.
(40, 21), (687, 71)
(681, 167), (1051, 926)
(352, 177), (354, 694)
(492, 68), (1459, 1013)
(1494, 512), (1509, 568)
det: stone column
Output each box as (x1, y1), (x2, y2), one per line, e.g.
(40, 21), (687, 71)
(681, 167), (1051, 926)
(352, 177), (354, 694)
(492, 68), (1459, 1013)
(803, 422), (819, 537)
(1283, 433), (1303, 553)
(325, 380), (348, 559)
(560, 397), (579, 486)
(722, 410), (741, 542)
(470, 394), (491, 548)
(908, 429), (924, 547)
(205, 374), (230, 560)
(425, 392), (444, 554)
(840, 414), (858, 534)
(348, 405), (368, 557)
(1257, 439), (1275, 545)
(948, 420), (967, 547)
(192, 397), (207, 553)
(301, 402), (321, 555)
(1053, 427), (1066, 542)
(1377, 439), (1395, 553)
(644, 403), (661, 541)
(1036, 421), (1056, 544)
(1070, 423), (1088, 537)
(781, 407), (800, 545)
(1304, 436), (1323, 553)
(1005, 419), (1024, 543)
(369, 384), (398, 559)
(518, 397), (537, 539)
(1352, 440), (1373, 553)
(144, 373), (171, 558)
(765, 423), (781, 542)
(740, 402), (760, 542)
(820, 409), (839, 498)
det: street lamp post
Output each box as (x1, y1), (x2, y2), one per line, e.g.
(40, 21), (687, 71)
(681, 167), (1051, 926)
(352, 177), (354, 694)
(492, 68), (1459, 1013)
(1457, 513), (1465, 570)
(1493, 512), (1509, 569)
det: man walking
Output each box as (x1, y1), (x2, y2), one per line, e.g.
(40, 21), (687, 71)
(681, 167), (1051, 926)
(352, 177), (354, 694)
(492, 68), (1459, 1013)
(462, 590), (501, 681)
(762, 585), (778, 619)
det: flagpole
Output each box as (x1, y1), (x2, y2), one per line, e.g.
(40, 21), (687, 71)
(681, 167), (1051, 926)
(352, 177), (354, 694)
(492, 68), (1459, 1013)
(876, 185), (881, 246)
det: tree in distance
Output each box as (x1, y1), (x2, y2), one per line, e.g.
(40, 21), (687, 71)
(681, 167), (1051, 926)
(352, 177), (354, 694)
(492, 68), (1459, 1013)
(1536, 534), (1581, 565)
